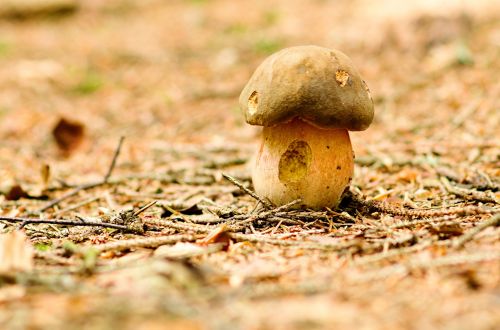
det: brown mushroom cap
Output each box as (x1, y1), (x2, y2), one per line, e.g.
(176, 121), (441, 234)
(239, 45), (374, 131)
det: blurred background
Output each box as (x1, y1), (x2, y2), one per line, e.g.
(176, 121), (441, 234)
(0, 0), (498, 188)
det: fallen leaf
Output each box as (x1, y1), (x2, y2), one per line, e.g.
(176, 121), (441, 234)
(52, 117), (85, 155)
(198, 224), (231, 250)
(429, 223), (464, 239)
(5, 184), (29, 201)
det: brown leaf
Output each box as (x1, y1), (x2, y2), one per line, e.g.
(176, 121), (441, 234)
(5, 184), (30, 200)
(198, 224), (231, 250)
(429, 223), (464, 239)
(52, 117), (85, 154)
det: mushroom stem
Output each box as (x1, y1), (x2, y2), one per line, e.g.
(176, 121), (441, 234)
(252, 118), (354, 209)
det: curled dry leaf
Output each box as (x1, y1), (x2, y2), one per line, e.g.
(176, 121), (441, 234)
(52, 117), (86, 155)
(198, 224), (231, 250)
(0, 231), (34, 276)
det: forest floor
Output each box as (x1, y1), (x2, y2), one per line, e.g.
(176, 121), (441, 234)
(0, 1), (499, 329)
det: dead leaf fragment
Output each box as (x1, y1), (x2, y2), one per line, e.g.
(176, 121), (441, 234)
(5, 184), (30, 201)
(429, 223), (464, 239)
(52, 117), (85, 154)
(395, 168), (420, 183)
(198, 224), (231, 250)
(0, 231), (34, 276)
(0, 0), (79, 19)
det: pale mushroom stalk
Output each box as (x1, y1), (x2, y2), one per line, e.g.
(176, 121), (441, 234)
(240, 46), (374, 209)
(252, 119), (354, 209)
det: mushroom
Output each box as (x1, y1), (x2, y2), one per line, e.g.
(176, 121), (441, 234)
(239, 45), (374, 209)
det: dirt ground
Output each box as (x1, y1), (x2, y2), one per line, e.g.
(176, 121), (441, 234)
(0, 0), (499, 329)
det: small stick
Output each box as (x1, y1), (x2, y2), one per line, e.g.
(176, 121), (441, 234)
(441, 177), (498, 204)
(230, 199), (302, 230)
(0, 216), (130, 231)
(353, 240), (433, 266)
(103, 136), (125, 183)
(53, 196), (101, 217)
(347, 190), (495, 219)
(453, 213), (500, 249)
(222, 173), (273, 209)
(37, 137), (125, 213)
(228, 232), (361, 251)
(92, 234), (201, 253)
(145, 219), (212, 233)
(37, 181), (102, 213)
(133, 200), (157, 216)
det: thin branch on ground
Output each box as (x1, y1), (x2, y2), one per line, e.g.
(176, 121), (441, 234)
(133, 200), (158, 216)
(91, 234), (202, 253)
(227, 232), (363, 251)
(145, 218), (213, 233)
(346, 190), (495, 219)
(352, 240), (434, 266)
(36, 136), (125, 213)
(229, 199), (302, 229)
(441, 177), (498, 204)
(0, 216), (134, 232)
(388, 216), (467, 229)
(103, 136), (125, 182)
(53, 196), (101, 217)
(222, 173), (273, 209)
(452, 213), (500, 249)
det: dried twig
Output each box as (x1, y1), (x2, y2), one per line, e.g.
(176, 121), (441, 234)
(37, 137), (125, 213)
(453, 213), (500, 248)
(53, 196), (101, 217)
(352, 240), (434, 266)
(103, 136), (125, 183)
(228, 232), (362, 251)
(441, 177), (498, 204)
(229, 199), (302, 229)
(0, 216), (134, 232)
(133, 201), (157, 216)
(222, 173), (273, 209)
(91, 234), (201, 253)
(347, 190), (495, 219)
(146, 218), (213, 233)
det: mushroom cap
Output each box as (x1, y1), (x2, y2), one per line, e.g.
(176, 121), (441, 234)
(239, 45), (374, 131)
